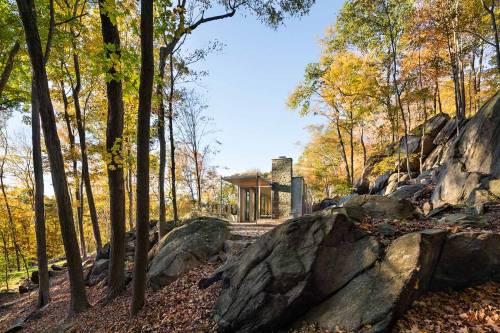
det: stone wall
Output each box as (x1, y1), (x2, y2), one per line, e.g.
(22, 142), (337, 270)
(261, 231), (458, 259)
(272, 157), (292, 218)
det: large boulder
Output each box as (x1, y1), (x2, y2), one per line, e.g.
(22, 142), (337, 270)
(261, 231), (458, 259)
(343, 194), (418, 220)
(148, 217), (230, 290)
(432, 93), (500, 207)
(299, 230), (446, 333)
(389, 183), (425, 201)
(430, 232), (500, 291)
(397, 114), (449, 172)
(356, 154), (389, 194)
(213, 211), (381, 333)
(369, 171), (392, 194)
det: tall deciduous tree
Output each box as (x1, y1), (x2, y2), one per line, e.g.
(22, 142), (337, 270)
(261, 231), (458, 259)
(98, 0), (126, 300)
(16, 0), (89, 314)
(131, 0), (154, 315)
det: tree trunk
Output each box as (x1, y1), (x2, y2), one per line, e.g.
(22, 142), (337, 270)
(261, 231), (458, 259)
(98, 0), (126, 300)
(360, 124), (367, 168)
(157, 47), (167, 238)
(168, 55), (178, 221)
(31, 81), (49, 307)
(17, 0), (89, 315)
(70, 39), (102, 253)
(0, 142), (21, 272)
(348, 110), (354, 184)
(0, 230), (9, 290)
(60, 81), (86, 258)
(334, 111), (351, 184)
(127, 146), (134, 231)
(131, 0), (154, 315)
(0, 41), (20, 98)
(482, 0), (500, 72)
(418, 50), (428, 175)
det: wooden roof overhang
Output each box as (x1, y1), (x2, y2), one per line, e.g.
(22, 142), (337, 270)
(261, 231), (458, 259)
(223, 173), (271, 187)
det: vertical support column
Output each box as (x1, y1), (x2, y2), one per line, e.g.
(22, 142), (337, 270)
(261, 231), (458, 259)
(255, 173), (259, 223)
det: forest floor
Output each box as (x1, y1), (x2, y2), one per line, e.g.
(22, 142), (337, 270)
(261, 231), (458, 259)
(0, 262), (499, 332)
(0, 211), (499, 333)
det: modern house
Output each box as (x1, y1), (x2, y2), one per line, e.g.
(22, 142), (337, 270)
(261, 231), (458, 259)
(223, 157), (311, 222)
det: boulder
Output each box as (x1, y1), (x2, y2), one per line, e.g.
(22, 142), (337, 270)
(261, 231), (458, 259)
(437, 213), (485, 227)
(355, 154), (389, 194)
(343, 195), (418, 220)
(369, 171), (392, 194)
(337, 193), (358, 207)
(432, 93), (500, 207)
(213, 211), (381, 333)
(389, 184), (425, 201)
(86, 259), (109, 286)
(299, 230), (446, 333)
(312, 198), (337, 212)
(430, 232), (500, 291)
(148, 217), (230, 290)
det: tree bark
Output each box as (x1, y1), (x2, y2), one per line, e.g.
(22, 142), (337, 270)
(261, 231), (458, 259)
(60, 81), (86, 258)
(482, 0), (500, 72)
(0, 41), (20, 98)
(0, 139), (21, 272)
(131, 0), (154, 315)
(17, 0), (89, 315)
(333, 110), (351, 184)
(157, 47), (167, 238)
(31, 81), (49, 307)
(168, 55), (178, 221)
(98, 0), (126, 300)
(127, 145), (134, 231)
(70, 36), (102, 253)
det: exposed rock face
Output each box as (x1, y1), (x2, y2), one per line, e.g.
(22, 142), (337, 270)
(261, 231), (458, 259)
(430, 232), (500, 291)
(389, 184), (425, 200)
(300, 230), (446, 333)
(343, 194), (418, 220)
(432, 93), (500, 207)
(148, 217), (230, 290)
(369, 171), (392, 194)
(214, 211), (380, 333)
(356, 154), (388, 194)
(211, 212), (500, 333)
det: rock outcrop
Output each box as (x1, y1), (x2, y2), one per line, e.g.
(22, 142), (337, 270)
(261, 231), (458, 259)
(148, 217), (230, 290)
(432, 93), (500, 208)
(209, 210), (500, 333)
(213, 211), (380, 333)
(342, 194), (419, 220)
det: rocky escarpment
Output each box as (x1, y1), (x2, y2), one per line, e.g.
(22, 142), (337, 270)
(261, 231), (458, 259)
(203, 208), (500, 333)
(355, 92), (500, 214)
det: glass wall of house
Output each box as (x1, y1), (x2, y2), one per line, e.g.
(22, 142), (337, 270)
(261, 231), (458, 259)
(223, 173), (272, 222)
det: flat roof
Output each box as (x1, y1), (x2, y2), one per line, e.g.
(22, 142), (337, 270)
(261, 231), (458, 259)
(223, 173), (271, 187)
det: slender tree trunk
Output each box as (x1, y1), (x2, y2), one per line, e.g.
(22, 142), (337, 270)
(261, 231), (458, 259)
(60, 82), (86, 258)
(348, 110), (354, 184)
(482, 0), (500, 72)
(157, 47), (167, 238)
(168, 55), (178, 221)
(131, 0), (154, 315)
(0, 230), (9, 290)
(31, 81), (49, 307)
(418, 50), (428, 175)
(0, 41), (20, 98)
(98, 0), (126, 300)
(17, 0), (89, 314)
(127, 147), (134, 230)
(334, 111), (351, 184)
(70, 39), (102, 253)
(360, 125), (367, 168)
(0, 144), (21, 272)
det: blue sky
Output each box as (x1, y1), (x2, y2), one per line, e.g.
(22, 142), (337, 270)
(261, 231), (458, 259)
(182, 0), (342, 176)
